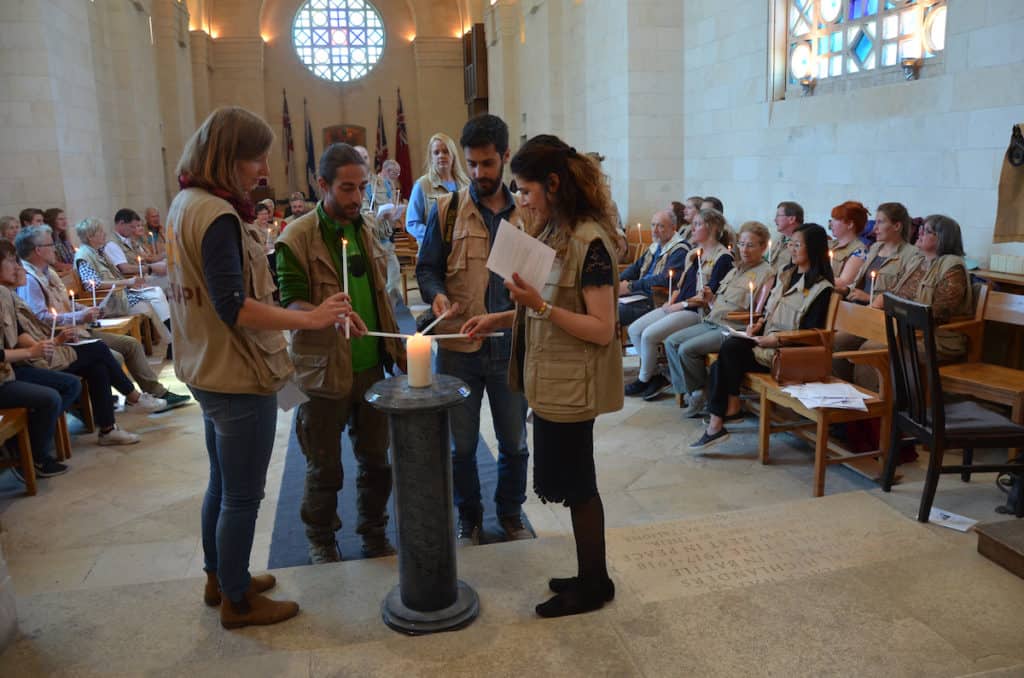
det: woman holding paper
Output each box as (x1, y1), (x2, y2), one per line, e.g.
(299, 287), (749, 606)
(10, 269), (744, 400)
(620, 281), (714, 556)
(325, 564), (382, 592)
(691, 223), (834, 450)
(168, 107), (356, 630)
(465, 134), (622, 618)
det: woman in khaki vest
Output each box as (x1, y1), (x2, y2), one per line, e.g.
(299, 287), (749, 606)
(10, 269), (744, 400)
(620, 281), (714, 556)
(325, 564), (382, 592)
(169, 107), (358, 630)
(465, 135), (623, 618)
(405, 132), (470, 243)
(691, 223), (835, 449)
(828, 200), (869, 287)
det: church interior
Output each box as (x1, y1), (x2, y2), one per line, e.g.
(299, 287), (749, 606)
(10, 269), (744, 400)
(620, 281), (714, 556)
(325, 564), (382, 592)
(2, 0), (1024, 675)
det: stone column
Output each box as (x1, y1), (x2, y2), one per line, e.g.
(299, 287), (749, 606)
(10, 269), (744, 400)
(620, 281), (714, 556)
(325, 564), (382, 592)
(0, 524), (16, 653)
(412, 37), (466, 152)
(485, 0), (523, 145)
(190, 30), (213, 126)
(152, 0), (197, 207)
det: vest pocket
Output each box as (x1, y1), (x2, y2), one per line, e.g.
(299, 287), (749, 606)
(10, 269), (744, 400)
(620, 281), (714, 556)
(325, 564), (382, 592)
(447, 230), (488, 274)
(529, 357), (595, 416)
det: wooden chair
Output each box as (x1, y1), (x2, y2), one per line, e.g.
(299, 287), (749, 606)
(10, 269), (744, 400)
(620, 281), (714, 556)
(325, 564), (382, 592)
(74, 377), (95, 433)
(392, 230), (420, 306)
(54, 415), (72, 461)
(938, 288), (1024, 459)
(0, 408), (36, 495)
(880, 293), (1024, 522)
(618, 223), (650, 273)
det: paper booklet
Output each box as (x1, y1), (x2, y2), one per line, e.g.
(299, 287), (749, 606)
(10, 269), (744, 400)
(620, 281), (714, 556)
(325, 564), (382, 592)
(486, 219), (556, 293)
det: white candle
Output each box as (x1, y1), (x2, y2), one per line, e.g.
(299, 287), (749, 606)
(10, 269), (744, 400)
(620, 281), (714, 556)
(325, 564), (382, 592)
(696, 249), (704, 292)
(137, 255), (143, 280)
(49, 307), (57, 340)
(406, 332), (432, 388)
(869, 270), (877, 304)
(90, 280), (97, 307)
(667, 270), (674, 304)
(267, 227), (273, 247)
(147, 231), (155, 254)
(748, 279), (755, 327)
(342, 238), (350, 339)
(70, 291), (75, 321)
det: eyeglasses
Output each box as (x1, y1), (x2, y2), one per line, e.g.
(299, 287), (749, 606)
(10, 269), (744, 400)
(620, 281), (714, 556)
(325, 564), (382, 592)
(736, 241), (761, 249)
(35, 243), (55, 249)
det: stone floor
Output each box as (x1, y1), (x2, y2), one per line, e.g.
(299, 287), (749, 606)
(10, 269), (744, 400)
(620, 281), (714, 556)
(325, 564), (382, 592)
(1, 315), (1023, 676)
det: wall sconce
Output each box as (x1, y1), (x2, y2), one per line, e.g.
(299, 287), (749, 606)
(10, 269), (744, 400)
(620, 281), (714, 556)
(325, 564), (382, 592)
(800, 77), (816, 96)
(901, 57), (922, 80)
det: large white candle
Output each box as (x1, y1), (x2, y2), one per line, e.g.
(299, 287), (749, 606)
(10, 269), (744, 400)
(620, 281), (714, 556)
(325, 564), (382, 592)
(667, 270), (674, 304)
(90, 280), (97, 307)
(869, 270), (877, 304)
(49, 307), (57, 340)
(137, 255), (143, 280)
(748, 279), (755, 327)
(696, 249), (704, 292)
(342, 238), (350, 339)
(406, 332), (432, 387)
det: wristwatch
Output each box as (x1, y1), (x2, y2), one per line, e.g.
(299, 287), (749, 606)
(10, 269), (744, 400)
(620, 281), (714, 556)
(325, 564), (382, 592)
(536, 301), (553, 319)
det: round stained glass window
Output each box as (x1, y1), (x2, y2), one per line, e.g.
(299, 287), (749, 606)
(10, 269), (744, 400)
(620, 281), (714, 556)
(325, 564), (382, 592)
(292, 0), (385, 83)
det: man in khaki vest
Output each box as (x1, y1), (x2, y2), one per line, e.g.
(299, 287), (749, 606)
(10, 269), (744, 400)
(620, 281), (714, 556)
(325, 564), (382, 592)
(415, 114), (531, 546)
(106, 209), (167, 278)
(276, 143), (406, 564)
(769, 201), (803, 273)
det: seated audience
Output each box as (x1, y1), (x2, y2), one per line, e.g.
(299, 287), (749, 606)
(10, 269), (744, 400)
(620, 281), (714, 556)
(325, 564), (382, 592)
(73, 217), (173, 355)
(625, 208), (734, 400)
(16, 226), (189, 409)
(43, 208), (75, 273)
(691, 223), (834, 449)
(618, 209), (690, 326)
(768, 201), (803, 273)
(828, 201), (869, 286)
(19, 208), (43, 228)
(284, 191), (309, 224)
(0, 241), (152, 445)
(664, 221), (774, 417)
(0, 216), (19, 244)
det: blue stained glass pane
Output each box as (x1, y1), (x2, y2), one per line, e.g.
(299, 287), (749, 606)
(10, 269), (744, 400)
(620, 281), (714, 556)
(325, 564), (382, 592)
(849, 0), (866, 19)
(818, 36), (828, 55)
(852, 30), (873, 64)
(830, 31), (842, 51)
(885, 0), (896, 8)
(867, 0), (878, 15)
(292, 0), (385, 82)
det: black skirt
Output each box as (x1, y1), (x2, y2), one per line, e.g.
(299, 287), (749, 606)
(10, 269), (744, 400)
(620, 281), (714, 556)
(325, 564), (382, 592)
(532, 414), (598, 507)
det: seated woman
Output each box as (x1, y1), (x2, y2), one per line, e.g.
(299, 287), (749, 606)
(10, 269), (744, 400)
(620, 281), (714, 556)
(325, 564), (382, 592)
(691, 223), (834, 450)
(851, 214), (973, 390)
(625, 208), (734, 401)
(43, 208), (75, 275)
(828, 201), (868, 287)
(73, 217), (173, 355)
(0, 242), (155, 446)
(664, 221), (774, 417)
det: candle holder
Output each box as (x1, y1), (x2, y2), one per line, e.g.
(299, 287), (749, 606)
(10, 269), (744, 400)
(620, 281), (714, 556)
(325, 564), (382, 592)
(364, 374), (478, 635)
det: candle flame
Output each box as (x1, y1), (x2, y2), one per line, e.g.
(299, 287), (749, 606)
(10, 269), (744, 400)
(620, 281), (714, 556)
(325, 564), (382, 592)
(749, 280), (754, 290)
(871, 271), (877, 278)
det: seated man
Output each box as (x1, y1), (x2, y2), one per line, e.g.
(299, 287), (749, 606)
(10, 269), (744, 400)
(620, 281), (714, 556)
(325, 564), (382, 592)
(284, 191), (310, 225)
(15, 225), (189, 411)
(618, 209), (689, 327)
(106, 209), (167, 278)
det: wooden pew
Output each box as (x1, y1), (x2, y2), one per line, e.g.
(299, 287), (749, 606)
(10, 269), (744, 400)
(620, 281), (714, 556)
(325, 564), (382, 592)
(0, 409), (36, 495)
(392, 229), (420, 306)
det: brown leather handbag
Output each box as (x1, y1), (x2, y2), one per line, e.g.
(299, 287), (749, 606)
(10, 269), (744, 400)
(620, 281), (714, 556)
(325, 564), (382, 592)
(770, 329), (833, 385)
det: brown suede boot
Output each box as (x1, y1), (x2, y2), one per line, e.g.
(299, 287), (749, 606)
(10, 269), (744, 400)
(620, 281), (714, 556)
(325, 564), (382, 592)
(220, 591), (299, 630)
(204, 572), (277, 607)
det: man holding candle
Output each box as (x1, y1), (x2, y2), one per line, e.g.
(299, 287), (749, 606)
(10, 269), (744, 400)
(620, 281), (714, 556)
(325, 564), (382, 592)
(415, 114), (532, 546)
(617, 209), (689, 327)
(276, 143), (405, 564)
(105, 209), (168, 278)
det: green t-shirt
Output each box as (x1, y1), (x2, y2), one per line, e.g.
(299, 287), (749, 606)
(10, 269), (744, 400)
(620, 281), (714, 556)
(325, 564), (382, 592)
(276, 205), (381, 372)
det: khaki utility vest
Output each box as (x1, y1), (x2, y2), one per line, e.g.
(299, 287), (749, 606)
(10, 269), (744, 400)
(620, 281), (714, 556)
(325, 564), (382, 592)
(911, 254), (973, 357)
(434, 188), (525, 352)
(166, 188), (292, 395)
(14, 295), (75, 370)
(852, 240), (924, 297)
(686, 241), (730, 291)
(829, 237), (863, 279)
(636, 233), (689, 279)
(768, 236), (792, 273)
(509, 221), (624, 423)
(73, 244), (130, 316)
(416, 175), (460, 225)
(754, 269), (834, 367)
(276, 208), (404, 399)
(0, 288), (20, 383)
(23, 261), (72, 314)
(111, 231), (145, 264)
(708, 260), (773, 328)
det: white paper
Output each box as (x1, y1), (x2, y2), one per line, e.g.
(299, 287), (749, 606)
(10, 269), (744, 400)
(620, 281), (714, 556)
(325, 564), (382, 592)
(619, 294), (648, 305)
(781, 382), (871, 411)
(277, 380), (309, 412)
(723, 327), (756, 341)
(95, 317), (131, 327)
(927, 507), (977, 532)
(486, 219), (556, 294)
(67, 339), (101, 346)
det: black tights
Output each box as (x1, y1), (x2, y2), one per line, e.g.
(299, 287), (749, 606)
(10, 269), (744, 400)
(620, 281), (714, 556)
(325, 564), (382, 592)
(569, 494), (608, 584)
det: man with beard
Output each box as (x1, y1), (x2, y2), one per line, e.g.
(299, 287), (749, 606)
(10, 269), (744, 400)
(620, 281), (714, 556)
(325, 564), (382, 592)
(416, 114), (531, 546)
(276, 143), (406, 563)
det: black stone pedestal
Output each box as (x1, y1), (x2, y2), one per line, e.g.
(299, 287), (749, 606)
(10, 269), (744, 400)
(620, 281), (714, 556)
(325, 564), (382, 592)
(365, 374), (479, 635)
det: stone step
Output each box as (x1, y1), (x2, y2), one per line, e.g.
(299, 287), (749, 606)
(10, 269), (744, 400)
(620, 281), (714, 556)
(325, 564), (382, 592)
(975, 520), (1024, 580)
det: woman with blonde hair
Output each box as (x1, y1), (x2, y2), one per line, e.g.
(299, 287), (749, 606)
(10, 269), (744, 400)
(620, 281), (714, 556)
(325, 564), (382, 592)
(405, 132), (470, 243)
(168, 106), (358, 630)
(464, 134), (623, 618)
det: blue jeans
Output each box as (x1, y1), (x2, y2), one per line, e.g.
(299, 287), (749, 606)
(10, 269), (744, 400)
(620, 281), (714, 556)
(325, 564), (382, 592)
(191, 387), (277, 602)
(436, 341), (529, 520)
(0, 375), (77, 464)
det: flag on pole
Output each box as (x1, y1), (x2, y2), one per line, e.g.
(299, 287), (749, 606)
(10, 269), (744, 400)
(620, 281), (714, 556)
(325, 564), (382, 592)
(374, 96), (388, 174)
(394, 88), (412, 202)
(282, 89), (297, 193)
(303, 98), (317, 199)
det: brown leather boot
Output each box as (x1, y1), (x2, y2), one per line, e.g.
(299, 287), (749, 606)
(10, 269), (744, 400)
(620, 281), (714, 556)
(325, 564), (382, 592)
(204, 572), (277, 607)
(220, 591), (299, 630)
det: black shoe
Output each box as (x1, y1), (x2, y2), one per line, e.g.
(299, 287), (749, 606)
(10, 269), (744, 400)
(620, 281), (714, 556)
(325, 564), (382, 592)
(457, 517), (482, 546)
(689, 428), (730, 450)
(34, 458), (69, 478)
(703, 411), (746, 425)
(154, 391), (191, 413)
(641, 375), (671, 401)
(625, 379), (649, 397)
(361, 536), (397, 559)
(536, 580), (610, 618)
(548, 576), (615, 602)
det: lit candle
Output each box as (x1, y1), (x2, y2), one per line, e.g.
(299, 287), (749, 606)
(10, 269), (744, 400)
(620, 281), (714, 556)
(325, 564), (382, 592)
(70, 290), (75, 318)
(147, 231), (155, 254)
(90, 280), (97, 307)
(342, 238), (350, 339)
(869, 270), (877, 304)
(49, 307), (57, 340)
(137, 255), (143, 280)
(267, 227), (273, 247)
(667, 269), (674, 304)
(406, 332), (433, 388)
(748, 279), (755, 327)
(696, 249), (704, 292)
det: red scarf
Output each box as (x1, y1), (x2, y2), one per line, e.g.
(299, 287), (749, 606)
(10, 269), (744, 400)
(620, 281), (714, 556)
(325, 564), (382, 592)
(178, 174), (256, 223)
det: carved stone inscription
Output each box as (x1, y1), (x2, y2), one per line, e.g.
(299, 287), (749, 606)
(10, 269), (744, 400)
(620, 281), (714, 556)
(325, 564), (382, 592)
(607, 492), (947, 604)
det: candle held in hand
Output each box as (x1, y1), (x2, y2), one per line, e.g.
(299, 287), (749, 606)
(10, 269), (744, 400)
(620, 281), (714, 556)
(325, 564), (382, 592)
(406, 332), (432, 388)
(869, 270), (877, 304)
(748, 279), (755, 326)
(137, 255), (143, 280)
(49, 307), (57, 340)
(90, 280), (97, 307)
(667, 270), (674, 304)
(341, 238), (350, 339)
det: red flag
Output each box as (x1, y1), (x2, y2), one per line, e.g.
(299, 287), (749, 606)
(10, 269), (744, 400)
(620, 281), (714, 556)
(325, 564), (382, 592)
(394, 88), (412, 201)
(374, 96), (388, 174)
(282, 89), (297, 193)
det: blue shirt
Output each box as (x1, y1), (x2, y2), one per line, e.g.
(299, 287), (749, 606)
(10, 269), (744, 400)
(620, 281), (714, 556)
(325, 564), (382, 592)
(407, 179), (458, 244)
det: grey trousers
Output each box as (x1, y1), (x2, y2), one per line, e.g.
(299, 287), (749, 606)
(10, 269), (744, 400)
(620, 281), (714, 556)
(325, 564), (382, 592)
(627, 308), (701, 382)
(91, 330), (166, 396)
(664, 321), (725, 395)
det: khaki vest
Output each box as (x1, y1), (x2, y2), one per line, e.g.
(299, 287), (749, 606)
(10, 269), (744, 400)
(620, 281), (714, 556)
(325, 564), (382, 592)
(755, 269), (834, 367)
(166, 188), (292, 395)
(73, 244), (130, 316)
(852, 240), (923, 297)
(768, 236), (792, 273)
(829, 237), (864, 279)
(0, 288), (20, 383)
(13, 295), (75, 370)
(276, 207), (405, 399)
(416, 175), (460, 225)
(23, 261), (72, 314)
(686, 241), (731, 291)
(708, 260), (773, 328)
(510, 221), (624, 423)
(434, 188), (525, 352)
(111, 231), (145, 264)
(913, 254), (973, 357)
(637, 234), (689, 279)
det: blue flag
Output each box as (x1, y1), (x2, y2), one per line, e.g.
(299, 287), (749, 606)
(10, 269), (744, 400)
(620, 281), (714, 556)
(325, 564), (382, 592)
(303, 98), (317, 199)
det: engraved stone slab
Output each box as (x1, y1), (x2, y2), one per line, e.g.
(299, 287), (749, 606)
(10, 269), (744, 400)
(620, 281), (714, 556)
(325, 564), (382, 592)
(607, 491), (949, 604)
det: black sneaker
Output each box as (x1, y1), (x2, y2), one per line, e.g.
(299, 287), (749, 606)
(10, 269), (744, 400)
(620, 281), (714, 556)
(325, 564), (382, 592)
(34, 458), (69, 478)
(689, 428), (730, 450)
(642, 375), (672, 401)
(154, 391), (192, 413)
(703, 411), (746, 425)
(624, 379), (650, 397)
(457, 517), (482, 546)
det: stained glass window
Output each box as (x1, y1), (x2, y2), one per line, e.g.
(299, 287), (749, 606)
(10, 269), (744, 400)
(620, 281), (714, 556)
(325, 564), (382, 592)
(785, 0), (946, 89)
(292, 0), (385, 83)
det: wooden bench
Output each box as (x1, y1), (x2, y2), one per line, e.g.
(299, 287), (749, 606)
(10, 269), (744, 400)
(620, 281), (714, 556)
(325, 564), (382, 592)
(940, 288), (1024, 459)
(393, 229), (420, 306)
(0, 409), (36, 495)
